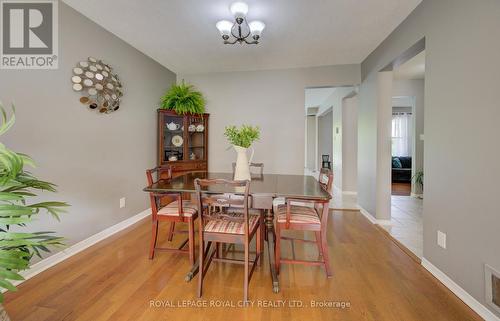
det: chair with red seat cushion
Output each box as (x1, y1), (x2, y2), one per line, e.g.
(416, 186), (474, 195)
(194, 178), (263, 302)
(275, 168), (333, 277)
(146, 166), (197, 264)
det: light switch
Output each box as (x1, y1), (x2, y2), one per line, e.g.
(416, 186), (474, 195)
(437, 230), (446, 249)
(120, 197), (126, 208)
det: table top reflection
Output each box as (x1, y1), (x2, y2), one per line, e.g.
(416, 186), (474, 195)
(143, 172), (331, 201)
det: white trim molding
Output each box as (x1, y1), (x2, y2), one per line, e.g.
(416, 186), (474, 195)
(358, 206), (392, 226)
(422, 258), (500, 321)
(14, 208), (151, 287)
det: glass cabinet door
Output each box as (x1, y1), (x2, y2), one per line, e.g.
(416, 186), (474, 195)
(163, 114), (185, 162)
(186, 115), (206, 161)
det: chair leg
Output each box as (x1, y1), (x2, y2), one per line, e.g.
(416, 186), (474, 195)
(260, 213), (264, 254)
(320, 229), (332, 278)
(215, 242), (221, 259)
(244, 237), (250, 302)
(197, 233), (204, 298)
(315, 231), (324, 258)
(275, 223), (281, 274)
(167, 222), (176, 242)
(188, 218), (195, 265)
(256, 223), (262, 265)
(149, 220), (159, 259)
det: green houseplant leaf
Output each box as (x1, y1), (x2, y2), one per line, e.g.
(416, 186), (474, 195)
(160, 80), (205, 115)
(0, 103), (69, 305)
(224, 125), (260, 148)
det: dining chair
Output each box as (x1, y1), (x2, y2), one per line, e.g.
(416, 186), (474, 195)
(275, 168), (333, 277)
(194, 178), (263, 302)
(146, 166), (198, 264)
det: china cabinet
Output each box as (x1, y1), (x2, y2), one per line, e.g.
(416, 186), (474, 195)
(157, 109), (209, 178)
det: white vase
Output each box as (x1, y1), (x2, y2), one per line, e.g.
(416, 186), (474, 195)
(233, 145), (254, 181)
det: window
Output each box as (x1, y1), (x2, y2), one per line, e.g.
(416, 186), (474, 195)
(392, 112), (412, 157)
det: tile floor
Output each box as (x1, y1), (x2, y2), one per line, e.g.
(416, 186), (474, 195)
(383, 196), (423, 258)
(328, 189), (423, 258)
(309, 168), (423, 258)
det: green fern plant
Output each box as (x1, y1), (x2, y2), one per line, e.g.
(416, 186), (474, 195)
(0, 103), (69, 304)
(413, 171), (424, 190)
(160, 81), (205, 115)
(224, 125), (260, 148)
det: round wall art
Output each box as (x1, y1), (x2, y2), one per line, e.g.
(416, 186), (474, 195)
(71, 57), (123, 114)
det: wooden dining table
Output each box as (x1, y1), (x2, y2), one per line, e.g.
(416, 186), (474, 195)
(143, 171), (331, 293)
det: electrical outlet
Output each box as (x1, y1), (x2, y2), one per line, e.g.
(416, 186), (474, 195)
(119, 197), (126, 208)
(437, 230), (446, 249)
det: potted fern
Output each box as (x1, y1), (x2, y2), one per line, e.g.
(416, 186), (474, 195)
(160, 81), (205, 115)
(224, 125), (260, 181)
(412, 170), (424, 198)
(0, 104), (68, 320)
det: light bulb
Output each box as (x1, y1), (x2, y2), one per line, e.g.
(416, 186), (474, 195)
(249, 21), (265, 36)
(230, 2), (248, 19)
(216, 20), (233, 36)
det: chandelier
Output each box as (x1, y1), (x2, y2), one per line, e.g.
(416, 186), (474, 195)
(216, 2), (265, 45)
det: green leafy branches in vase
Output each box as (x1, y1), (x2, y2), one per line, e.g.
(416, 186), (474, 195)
(224, 125), (260, 181)
(0, 103), (69, 316)
(224, 125), (260, 149)
(160, 80), (205, 115)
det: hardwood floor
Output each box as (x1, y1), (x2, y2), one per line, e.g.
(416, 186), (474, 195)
(5, 210), (481, 321)
(391, 182), (411, 196)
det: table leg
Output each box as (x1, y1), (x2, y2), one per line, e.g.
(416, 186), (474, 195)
(185, 241), (212, 282)
(265, 209), (280, 293)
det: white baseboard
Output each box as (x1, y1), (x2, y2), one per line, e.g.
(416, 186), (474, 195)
(422, 258), (500, 321)
(14, 208), (151, 287)
(358, 206), (377, 224)
(357, 206), (392, 226)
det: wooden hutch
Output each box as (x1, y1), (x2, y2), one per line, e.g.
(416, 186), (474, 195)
(157, 109), (209, 178)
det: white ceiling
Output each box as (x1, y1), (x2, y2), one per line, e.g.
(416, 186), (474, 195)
(394, 50), (425, 80)
(63, 0), (422, 74)
(305, 87), (336, 109)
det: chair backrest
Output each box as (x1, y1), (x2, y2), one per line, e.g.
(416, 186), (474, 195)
(146, 166), (182, 219)
(194, 178), (251, 235)
(319, 168), (333, 195)
(232, 162), (264, 177)
(317, 168), (333, 226)
(146, 166), (172, 184)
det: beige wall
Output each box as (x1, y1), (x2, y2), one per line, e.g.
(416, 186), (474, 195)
(342, 96), (358, 193)
(375, 71), (393, 221)
(360, 0), (500, 317)
(317, 87), (355, 190)
(305, 115), (316, 170)
(180, 65), (360, 175)
(0, 3), (176, 258)
(317, 110), (333, 170)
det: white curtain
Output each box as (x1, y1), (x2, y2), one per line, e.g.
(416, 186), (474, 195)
(392, 112), (412, 157)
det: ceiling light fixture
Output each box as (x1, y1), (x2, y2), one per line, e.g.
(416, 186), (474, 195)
(216, 2), (265, 45)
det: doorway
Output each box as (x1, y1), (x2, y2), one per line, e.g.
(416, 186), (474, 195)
(304, 86), (358, 209)
(383, 49), (425, 258)
(391, 97), (415, 196)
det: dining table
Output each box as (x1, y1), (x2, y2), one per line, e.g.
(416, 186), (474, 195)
(143, 171), (331, 293)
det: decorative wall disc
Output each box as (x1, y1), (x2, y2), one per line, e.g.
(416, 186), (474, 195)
(71, 57), (123, 114)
